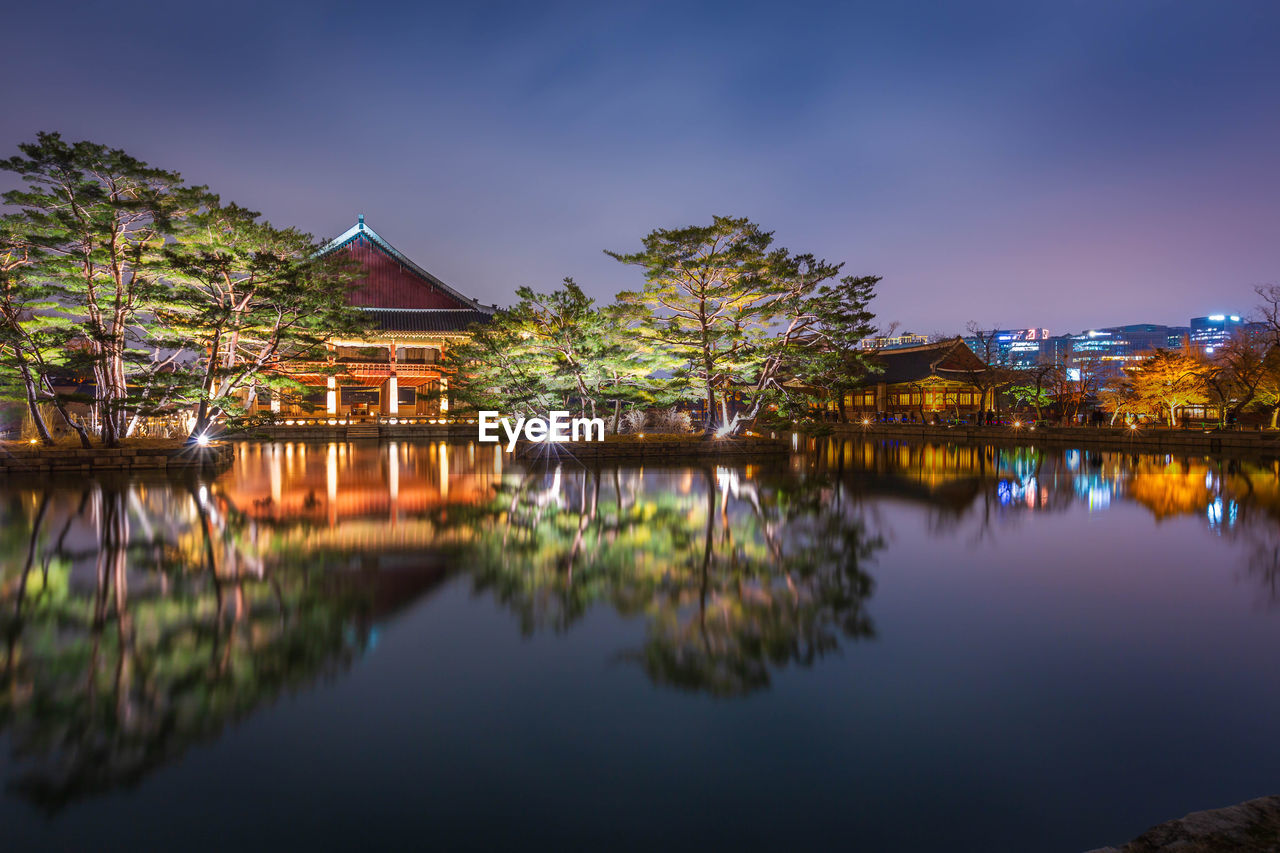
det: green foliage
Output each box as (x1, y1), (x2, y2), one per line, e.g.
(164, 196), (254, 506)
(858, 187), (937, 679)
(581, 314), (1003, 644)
(609, 216), (876, 433)
(163, 201), (366, 435)
(1, 132), (205, 445)
(793, 274), (882, 418)
(445, 277), (678, 429)
(0, 133), (365, 443)
(1008, 382), (1054, 410)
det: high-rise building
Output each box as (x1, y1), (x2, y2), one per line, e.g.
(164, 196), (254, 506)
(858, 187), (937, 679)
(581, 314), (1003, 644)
(962, 328), (1051, 369)
(1039, 323), (1189, 386)
(1190, 314), (1244, 353)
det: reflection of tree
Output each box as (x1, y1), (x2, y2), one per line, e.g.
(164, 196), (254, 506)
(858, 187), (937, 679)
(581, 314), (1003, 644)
(437, 462), (883, 696)
(0, 481), (375, 812)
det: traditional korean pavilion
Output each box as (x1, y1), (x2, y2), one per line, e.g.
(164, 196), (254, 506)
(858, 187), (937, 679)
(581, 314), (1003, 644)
(843, 337), (989, 416)
(269, 216), (495, 418)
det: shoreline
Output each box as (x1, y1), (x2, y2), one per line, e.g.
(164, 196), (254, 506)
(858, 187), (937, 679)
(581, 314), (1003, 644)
(1088, 794), (1280, 852)
(0, 441), (234, 474)
(824, 422), (1280, 456)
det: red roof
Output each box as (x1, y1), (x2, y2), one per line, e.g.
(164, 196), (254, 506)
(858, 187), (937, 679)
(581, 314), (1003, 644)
(319, 217), (497, 315)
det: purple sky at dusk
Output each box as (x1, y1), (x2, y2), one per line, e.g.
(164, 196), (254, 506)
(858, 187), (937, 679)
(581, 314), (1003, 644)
(2, 0), (1278, 335)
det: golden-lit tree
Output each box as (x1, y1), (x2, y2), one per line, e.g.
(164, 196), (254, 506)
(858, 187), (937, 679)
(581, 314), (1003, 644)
(1125, 348), (1207, 427)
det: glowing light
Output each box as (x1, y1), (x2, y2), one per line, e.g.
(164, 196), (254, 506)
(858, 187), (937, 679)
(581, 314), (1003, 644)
(861, 418), (870, 425)
(1013, 420), (1021, 428)
(195, 433), (210, 446)
(28, 438), (38, 444)
(1129, 423), (1138, 430)
(637, 433), (645, 439)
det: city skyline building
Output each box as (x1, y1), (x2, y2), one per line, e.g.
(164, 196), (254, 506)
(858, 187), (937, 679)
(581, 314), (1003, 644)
(859, 332), (933, 351)
(1190, 314), (1244, 353)
(961, 328), (1052, 369)
(957, 313), (1257, 388)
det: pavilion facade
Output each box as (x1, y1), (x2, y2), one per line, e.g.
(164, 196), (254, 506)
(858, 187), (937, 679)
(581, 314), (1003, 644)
(262, 216), (494, 419)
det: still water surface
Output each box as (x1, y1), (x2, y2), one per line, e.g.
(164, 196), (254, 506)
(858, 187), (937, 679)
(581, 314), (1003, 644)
(2, 438), (1280, 851)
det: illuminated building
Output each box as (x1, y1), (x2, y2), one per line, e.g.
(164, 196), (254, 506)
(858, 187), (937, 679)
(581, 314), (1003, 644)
(1041, 323), (1188, 385)
(1189, 314), (1244, 353)
(859, 332), (932, 350)
(263, 216), (495, 418)
(963, 328), (1051, 369)
(842, 338), (989, 415)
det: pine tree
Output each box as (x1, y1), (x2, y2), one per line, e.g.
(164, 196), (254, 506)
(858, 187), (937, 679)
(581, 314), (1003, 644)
(607, 216), (779, 434)
(609, 216), (858, 435)
(164, 202), (364, 438)
(796, 275), (881, 422)
(0, 132), (203, 446)
(445, 279), (676, 428)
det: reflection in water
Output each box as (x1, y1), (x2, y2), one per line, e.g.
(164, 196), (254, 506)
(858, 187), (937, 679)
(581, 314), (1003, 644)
(440, 463), (882, 696)
(3, 438), (1280, 809)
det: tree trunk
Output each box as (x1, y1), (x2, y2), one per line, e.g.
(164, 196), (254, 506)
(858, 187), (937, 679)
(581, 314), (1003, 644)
(17, 362), (53, 444)
(40, 375), (93, 448)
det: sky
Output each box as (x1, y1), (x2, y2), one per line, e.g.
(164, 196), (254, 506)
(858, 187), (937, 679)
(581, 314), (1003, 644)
(2, 0), (1278, 335)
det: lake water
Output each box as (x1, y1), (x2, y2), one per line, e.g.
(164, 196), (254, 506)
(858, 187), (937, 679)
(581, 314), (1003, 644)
(2, 437), (1280, 851)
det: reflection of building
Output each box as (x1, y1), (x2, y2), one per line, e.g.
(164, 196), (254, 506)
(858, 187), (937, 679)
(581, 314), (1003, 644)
(219, 440), (503, 532)
(266, 216), (495, 418)
(843, 338), (989, 416)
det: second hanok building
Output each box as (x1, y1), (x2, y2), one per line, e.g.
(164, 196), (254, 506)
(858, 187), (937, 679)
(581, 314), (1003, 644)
(842, 338), (991, 418)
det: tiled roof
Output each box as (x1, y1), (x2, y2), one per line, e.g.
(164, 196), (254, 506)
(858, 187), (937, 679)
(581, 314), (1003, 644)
(864, 338), (987, 385)
(319, 217), (498, 315)
(361, 308), (491, 333)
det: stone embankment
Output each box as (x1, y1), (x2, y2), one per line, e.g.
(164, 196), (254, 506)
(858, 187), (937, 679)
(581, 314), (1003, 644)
(1087, 794), (1280, 852)
(830, 423), (1280, 455)
(0, 441), (233, 474)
